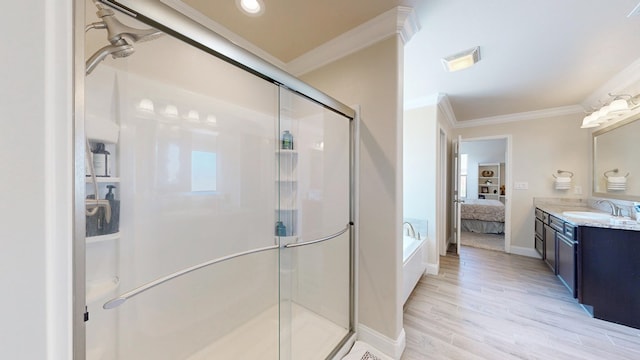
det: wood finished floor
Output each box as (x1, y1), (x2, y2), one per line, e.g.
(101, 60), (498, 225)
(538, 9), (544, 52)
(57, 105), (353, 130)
(401, 247), (640, 359)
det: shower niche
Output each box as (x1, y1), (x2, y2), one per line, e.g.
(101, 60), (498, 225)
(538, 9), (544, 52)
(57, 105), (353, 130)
(276, 148), (298, 239)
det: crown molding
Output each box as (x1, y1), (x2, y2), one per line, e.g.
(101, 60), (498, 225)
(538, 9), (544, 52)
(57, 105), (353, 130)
(161, 0), (287, 70)
(403, 93), (458, 128)
(454, 105), (585, 128)
(397, 6), (420, 44)
(288, 6), (419, 76)
(436, 94), (457, 128)
(582, 57), (640, 109)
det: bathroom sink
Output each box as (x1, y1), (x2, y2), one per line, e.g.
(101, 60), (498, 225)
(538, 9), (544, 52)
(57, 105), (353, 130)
(562, 211), (611, 221)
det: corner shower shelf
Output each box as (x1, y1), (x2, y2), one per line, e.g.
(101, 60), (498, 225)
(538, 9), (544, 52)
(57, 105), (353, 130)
(86, 277), (120, 304)
(87, 232), (120, 245)
(85, 177), (121, 183)
(274, 236), (298, 246)
(278, 149), (298, 155)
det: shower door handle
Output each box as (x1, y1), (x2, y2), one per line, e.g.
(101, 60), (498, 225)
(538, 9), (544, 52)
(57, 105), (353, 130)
(103, 244), (279, 310)
(283, 222), (352, 249)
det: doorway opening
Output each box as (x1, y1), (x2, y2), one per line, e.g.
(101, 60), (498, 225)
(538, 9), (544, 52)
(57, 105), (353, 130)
(456, 136), (511, 254)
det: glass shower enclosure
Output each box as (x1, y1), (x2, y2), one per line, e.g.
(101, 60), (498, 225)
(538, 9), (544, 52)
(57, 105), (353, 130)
(78, 1), (356, 359)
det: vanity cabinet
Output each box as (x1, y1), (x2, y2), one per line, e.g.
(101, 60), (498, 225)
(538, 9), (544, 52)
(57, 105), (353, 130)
(536, 208), (577, 296)
(578, 226), (640, 329)
(556, 223), (576, 298)
(544, 222), (557, 274)
(534, 209), (546, 259)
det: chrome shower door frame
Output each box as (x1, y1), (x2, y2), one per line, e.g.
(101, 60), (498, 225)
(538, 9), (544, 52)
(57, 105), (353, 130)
(74, 0), (358, 359)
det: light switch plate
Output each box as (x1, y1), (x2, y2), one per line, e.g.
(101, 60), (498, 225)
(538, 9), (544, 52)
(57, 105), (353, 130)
(514, 181), (528, 190)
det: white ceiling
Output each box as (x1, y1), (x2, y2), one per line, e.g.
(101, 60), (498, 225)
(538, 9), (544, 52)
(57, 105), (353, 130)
(171, 0), (640, 122)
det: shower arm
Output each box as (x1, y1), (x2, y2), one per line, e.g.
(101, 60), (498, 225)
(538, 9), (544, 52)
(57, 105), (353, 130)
(103, 223), (353, 310)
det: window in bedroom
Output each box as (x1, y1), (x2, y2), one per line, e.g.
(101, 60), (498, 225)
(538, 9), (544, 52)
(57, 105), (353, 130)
(460, 153), (468, 198)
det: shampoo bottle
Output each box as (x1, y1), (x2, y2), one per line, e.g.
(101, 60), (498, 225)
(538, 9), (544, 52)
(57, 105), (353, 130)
(275, 221), (287, 236)
(281, 130), (293, 150)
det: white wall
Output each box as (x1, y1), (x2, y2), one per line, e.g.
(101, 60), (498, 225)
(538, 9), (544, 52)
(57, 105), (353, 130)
(301, 36), (405, 347)
(455, 113), (590, 251)
(0, 1), (74, 358)
(404, 106), (438, 267)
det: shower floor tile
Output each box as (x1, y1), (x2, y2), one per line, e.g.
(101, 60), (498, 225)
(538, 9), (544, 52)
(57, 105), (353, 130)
(187, 303), (348, 360)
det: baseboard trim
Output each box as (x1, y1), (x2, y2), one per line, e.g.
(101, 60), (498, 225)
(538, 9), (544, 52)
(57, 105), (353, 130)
(330, 333), (357, 360)
(509, 246), (541, 259)
(425, 262), (439, 275)
(357, 324), (406, 359)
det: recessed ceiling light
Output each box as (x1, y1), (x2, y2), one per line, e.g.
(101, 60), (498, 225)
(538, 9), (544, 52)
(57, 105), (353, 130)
(237, 0), (265, 16)
(441, 46), (481, 72)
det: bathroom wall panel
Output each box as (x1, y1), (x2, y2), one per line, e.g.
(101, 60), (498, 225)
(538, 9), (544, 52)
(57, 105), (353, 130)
(88, 52), (280, 357)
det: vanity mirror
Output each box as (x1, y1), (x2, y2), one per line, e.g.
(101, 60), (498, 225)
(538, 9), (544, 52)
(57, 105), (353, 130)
(593, 112), (640, 200)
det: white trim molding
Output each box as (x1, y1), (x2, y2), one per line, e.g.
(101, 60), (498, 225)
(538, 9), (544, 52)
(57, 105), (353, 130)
(436, 94), (457, 128)
(161, 0), (287, 70)
(289, 6), (419, 75)
(454, 105), (585, 128)
(425, 263), (439, 275)
(357, 324), (406, 359)
(582, 57), (640, 110)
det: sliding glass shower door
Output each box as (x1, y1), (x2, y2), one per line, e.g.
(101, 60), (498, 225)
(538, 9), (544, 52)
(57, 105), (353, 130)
(277, 88), (352, 359)
(82, 3), (353, 359)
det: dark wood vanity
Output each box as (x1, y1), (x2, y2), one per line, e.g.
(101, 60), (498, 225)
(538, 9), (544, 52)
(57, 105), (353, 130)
(578, 226), (640, 329)
(535, 205), (640, 329)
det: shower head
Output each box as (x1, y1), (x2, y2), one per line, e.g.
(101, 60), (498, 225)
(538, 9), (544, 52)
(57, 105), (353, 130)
(96, 7), (163, 46)
(86, 43), (134, 75)
(85, 1), (162, 75)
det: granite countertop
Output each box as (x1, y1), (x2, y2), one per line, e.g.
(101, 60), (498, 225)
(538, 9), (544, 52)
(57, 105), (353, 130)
(535, 203), (640, 231)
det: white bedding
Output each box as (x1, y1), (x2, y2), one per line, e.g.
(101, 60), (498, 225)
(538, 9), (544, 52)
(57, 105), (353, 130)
(461, 198), (505, 222)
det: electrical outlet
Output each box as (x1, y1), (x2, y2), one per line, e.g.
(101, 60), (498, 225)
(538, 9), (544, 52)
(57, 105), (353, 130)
(514, 182), (529, 190)
(574, 185), (582, 195)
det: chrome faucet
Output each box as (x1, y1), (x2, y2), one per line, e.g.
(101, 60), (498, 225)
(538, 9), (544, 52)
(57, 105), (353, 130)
(403, 221), (416, 238)
(597, 199), (621, 217)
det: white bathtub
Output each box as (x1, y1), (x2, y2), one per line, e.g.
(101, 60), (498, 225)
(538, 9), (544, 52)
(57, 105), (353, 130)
(402, 235), (426, 304)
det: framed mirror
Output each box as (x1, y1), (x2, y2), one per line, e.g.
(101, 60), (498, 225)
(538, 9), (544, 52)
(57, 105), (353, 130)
(593, 112), (640, 201)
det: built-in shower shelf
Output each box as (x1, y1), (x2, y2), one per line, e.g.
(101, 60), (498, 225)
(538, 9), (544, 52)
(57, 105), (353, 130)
(274, 236), (298, 243)
(86, 232), (120, 245)
(85, 177), (121, 183)
(278, 150), (298, 155)
(86, 277), (120, 304)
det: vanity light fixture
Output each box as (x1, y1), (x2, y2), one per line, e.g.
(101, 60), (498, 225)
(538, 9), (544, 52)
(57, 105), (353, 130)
(581, 93), (640, 128)
(137, 98), (155, 114)
(185, 110), (200, 122)
(206, 114), (217, 125)
(163, 104), (179, 118)
(237, 0), (265, 16)
(441, 46), (481, 72)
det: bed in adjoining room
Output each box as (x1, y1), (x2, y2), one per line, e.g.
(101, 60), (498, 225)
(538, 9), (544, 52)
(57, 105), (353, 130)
(461, 198), (505, 234)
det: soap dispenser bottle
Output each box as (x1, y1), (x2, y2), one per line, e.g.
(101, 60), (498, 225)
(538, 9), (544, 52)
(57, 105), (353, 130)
(92, 143), (111, 177)
(103, 185), (120, 235)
